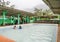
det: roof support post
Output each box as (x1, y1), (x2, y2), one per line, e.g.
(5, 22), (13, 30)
(26, 16), (30, 23)
(2, 10), (7, 25)
(10, 16), (13, 24)
(3, 12), (5, 25)
(18, 14), (20, 25)
(58, 15), (60, 20)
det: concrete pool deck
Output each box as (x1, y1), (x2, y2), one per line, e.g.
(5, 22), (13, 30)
(57, 24), (60, 42)
(0, 35), (15, 42)
(0, 23), (58, 42)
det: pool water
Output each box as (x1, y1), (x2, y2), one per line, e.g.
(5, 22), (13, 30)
(0, 24), (58, 42)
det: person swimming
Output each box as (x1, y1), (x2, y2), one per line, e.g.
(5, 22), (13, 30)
(13, 25), (22, 29)
(13, 26), (16, 29)
(19, 26), (22, 29)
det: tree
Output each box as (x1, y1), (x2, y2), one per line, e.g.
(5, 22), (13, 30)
(10, 5), (15, 9)
(0, 0), (10, 6)
(34, 8), (43, 16)
(34, 8), (54, 16)
(0, 0), (15, 8)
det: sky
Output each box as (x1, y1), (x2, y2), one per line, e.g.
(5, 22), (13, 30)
(5, 0), (49, 12)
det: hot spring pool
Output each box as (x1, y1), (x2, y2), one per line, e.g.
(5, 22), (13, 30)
(0, 23), (58, 42)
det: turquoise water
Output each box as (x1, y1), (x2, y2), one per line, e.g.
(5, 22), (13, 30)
(0, 24), (58, 42)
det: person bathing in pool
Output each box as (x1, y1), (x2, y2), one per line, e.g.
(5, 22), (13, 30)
(13, 25), (16, 29)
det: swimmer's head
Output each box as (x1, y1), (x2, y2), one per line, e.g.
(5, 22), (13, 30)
(13, 26), (16, 29)
(14, 26), (16, 27)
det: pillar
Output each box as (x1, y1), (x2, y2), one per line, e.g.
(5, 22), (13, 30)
(22, 17), (24, 24)
(33, 17), (35, 22)
(18, 14), (20, 25)
(26, 16), (30, 23)
(2, 10), (7, 25)
(10, 16), (13, 24)
(58, 15), (60, 20)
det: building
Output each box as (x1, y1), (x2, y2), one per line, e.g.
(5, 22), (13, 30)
(0, 6), (34, 16)
(43, 0), (60, 14)
(43, 0), (60, 42)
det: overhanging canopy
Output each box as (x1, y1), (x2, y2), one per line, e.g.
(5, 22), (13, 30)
(43, 0), (60, 14)
(0, 6), (34, 16)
